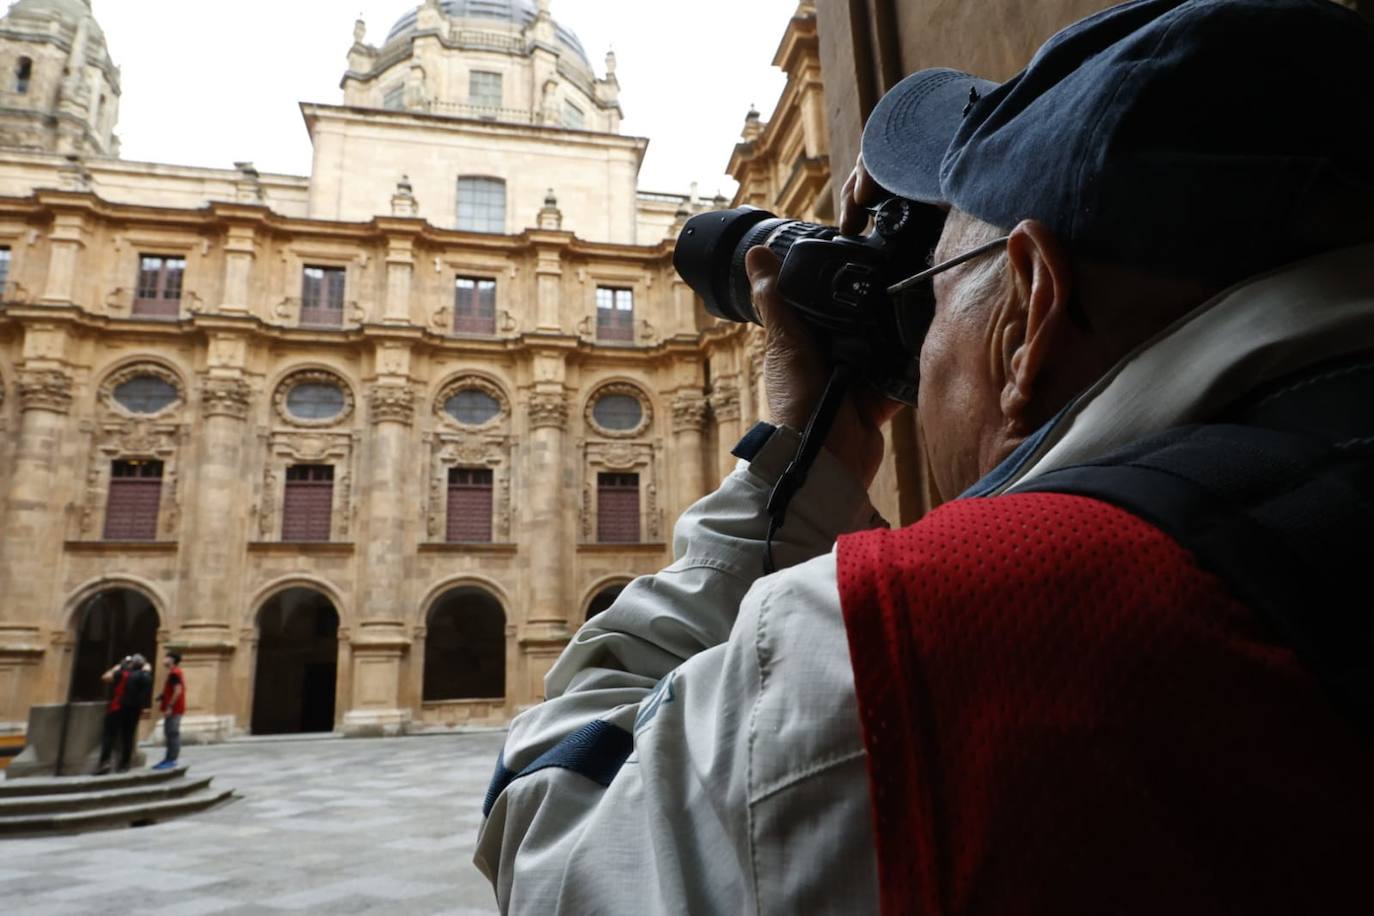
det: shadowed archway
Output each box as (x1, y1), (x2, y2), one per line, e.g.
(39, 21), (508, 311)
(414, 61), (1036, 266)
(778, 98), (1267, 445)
(68, 589), (160, 702)
(251, 588), (339, 735)
(585, 583), (627, 622)
(422, 587), (506, 702)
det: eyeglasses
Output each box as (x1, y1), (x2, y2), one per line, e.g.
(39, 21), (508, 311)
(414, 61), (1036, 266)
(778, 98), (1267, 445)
(886, 236), (1011, 297)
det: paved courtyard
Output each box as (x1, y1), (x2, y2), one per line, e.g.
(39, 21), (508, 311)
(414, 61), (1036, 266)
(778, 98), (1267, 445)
(0, 731), (507, 915)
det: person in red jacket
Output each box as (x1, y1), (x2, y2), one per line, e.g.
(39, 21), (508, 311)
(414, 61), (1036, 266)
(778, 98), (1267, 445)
(152, 650), (185, 771)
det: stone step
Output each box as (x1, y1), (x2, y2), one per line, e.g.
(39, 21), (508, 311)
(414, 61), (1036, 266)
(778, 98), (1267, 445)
(0, 764), (188, 797)
(0, 786), (234, 837)
(0, 775), (213, 817)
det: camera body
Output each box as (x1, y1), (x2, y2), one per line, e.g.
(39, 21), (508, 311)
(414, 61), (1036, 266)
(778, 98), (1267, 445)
(673, 199), (945, 405)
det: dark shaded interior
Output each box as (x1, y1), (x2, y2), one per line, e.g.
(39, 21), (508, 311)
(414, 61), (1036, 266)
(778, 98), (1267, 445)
(252, 588), (339, 735)
(423, 588), (506, 701)
(586, 584), (626, 622)
(69, 589), (160, 702)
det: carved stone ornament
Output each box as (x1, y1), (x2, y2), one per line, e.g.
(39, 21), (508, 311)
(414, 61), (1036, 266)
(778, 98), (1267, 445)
(427, 432), (513, 541)
(527, 391), (569, 430)
(272, 369), (356, 428)
(434, 376), (509, 431)
(201, 377), (252, 420)
(368, 383), (415, 426)
(584, 381), (653, 439)
(18, 369), (74, 414)
(710, 384), (742, 423)
(671, 391), (709, 433)
(99, 363), (185, 420)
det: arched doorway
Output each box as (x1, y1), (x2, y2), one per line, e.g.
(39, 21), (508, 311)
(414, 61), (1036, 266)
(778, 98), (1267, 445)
(69, 589), (160, 702)
(251, 588), (339, 735)
(422, 587), (506, 702)
(586, 583), (627, 622)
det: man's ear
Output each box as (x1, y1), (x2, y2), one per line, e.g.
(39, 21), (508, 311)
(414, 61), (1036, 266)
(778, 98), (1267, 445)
(998, 219), (1073, 431)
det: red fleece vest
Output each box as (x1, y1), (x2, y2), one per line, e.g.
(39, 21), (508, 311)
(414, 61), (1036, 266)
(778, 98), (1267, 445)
(837, 492), (1374, 916)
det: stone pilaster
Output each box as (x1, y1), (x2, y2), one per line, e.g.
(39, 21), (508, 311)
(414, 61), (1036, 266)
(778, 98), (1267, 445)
(525, 387), (568, 634)
(39, 211), (87, 305)
(710, 382), (743, 483)
(671, 390), (710, 516)
(343, 379), (416, 736)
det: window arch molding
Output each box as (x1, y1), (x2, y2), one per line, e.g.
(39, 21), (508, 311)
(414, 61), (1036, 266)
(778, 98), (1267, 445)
(272, 368), (355, 428)
(98, 361), (186, 420)
(585, 380), (654, 439)
(434, 373), (511, 431)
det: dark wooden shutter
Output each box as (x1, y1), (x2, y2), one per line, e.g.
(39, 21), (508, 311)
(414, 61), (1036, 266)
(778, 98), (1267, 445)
(301, 267), (345, 327)
(447, 468), (494, 542)
(282, 464), (334, 541)
(104, 460), (163, 540)
(133, 255), (183, 319)
(596, 288), (635, 342)
(597, 472), (640, 543)
(455, 277), (497, 335)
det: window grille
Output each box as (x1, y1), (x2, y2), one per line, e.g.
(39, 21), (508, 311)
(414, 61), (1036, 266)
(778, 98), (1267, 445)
(282, 464), (334, 541)
(447, 468), (494, 543)
(469, 71), (503, 109)
(301, 266), (346, 327)
(134, 255), (185, 319)
(596, 287), (635, 342)
(456, 177), (506, 233)
(104, 460), (164, 541)
(454, 276), (497, 335)
(597, 472), (640, 543)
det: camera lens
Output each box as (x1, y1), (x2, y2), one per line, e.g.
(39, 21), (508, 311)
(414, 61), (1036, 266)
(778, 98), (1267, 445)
(674, 208), (835, 325)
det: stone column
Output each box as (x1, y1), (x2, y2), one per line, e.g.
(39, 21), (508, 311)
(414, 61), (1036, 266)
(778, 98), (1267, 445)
(524, 387), (568, 633)
(177, 373), (252, 742)
(382, 233), (414, 324)
(710, 382), (743, 484)
(343, 379), (415, 736)
(671, 390), (710, 517)
(220, 224), (256, 315)
(0, 368), (73, 726)
(39, 211), (87, 305)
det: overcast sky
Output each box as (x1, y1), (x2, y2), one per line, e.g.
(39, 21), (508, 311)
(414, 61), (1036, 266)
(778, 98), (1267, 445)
(95, 0), (799, 197)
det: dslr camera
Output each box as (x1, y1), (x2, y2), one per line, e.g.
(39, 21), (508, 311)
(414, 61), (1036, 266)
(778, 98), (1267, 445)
(672, 198), (946, 405)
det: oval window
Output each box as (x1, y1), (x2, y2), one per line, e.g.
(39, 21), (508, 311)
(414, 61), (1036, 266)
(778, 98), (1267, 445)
(286, 382), (346, 421)
(592, 393), (643, 431)
(445, 389), (501, 426)
(113, 375), (178, 414)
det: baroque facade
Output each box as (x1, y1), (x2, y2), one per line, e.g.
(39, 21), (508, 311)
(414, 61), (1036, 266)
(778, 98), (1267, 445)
(0, 0), (742, 741)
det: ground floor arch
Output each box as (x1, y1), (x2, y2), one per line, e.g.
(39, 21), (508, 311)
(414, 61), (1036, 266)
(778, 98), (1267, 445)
(251, 587), (339, 735)
(422, 587), (506, 702)
(68, 588), (161, 702)
(585, 581), (629, 622)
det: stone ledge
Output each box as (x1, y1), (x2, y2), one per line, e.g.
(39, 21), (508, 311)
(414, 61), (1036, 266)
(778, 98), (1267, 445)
(63, 540), (179, 554)
(576, 542), (668, 555)
(417, 542), (518, 554)
(246, 541), (355, 555)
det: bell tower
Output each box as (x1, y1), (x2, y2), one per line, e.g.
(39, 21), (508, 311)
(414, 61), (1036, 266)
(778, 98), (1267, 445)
(0, 0), (120, 156)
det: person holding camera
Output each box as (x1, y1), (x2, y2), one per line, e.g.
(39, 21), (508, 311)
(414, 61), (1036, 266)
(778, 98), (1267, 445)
(96, 654), (152, 774)
(477, 1), (1374, 912)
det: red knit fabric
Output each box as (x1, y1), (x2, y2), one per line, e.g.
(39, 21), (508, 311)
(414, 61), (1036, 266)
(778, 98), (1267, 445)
(838, 493), (1374, 916)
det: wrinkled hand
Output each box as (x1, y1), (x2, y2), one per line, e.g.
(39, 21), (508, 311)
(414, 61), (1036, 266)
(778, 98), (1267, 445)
(746, 246), (902, 490)
(839, 154), (884, 237)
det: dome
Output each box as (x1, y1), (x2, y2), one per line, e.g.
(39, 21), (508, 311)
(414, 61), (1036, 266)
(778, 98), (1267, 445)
(5, 0), (104, 36)
(385, 0), (590, 68)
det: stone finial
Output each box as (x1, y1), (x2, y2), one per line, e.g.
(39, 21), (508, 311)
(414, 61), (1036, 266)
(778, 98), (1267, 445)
(605, 50), (618, 77)
(742, 105), (764, 142)
(391, 175), (418, 217)
(418, 0), (443, 30)
(538, 189), (563, 230)
(537, 0), (552, 17)
(234, 161), (265, 204)
(353, 17), (367, 43)
(58, 154), (92, 192)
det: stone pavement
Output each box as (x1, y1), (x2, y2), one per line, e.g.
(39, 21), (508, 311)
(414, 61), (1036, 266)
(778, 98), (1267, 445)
(0, 731), (507, 915)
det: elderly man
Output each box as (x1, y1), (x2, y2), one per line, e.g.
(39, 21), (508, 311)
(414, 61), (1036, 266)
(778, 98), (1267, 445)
(477, 0), (1374, 912)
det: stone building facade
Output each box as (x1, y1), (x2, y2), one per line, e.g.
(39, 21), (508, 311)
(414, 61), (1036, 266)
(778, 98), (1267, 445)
(0, 0), (735, 741)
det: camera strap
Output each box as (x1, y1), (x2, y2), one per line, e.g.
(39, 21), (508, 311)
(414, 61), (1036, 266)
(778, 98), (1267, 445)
(763, 363), (856, 575)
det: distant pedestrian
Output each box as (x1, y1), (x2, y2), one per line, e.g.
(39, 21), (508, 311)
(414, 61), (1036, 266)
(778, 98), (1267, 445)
(153, 650), (185, 770)
(96, 656), (135, 774)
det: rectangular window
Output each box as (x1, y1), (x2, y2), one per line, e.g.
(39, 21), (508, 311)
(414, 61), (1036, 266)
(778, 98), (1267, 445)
(103, 459), (164, 541)
(563, 100), (585, 130)
(15, 57), (31, 95)
(282, 464), (334, 542)
(133, 255), (185, 319)
(596, 286), (635, 342)
(469, 71), (504, 109)
(382, 83), (405, 111)
(447, 468), (494, 543)
(597, 472), (640, 544)
(454, 276), (497, 335)
(301, 265), (346, 327)
(456, 176), (506, 233)
(0, 246), (11, 296)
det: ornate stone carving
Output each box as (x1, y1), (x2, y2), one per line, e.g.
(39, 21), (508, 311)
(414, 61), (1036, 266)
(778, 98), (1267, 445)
(201, 377), (252, 420)
(18, 369), (74, 414)
(585, 381), (653, 438)
(710, 384), (742, 423)
(368, 383), (415, 426)
(528, 391), (568, 430)
(435, 375), (509, 430)
(78, 412), (185, 541)
(671, 391), (709, 433)
(96, 363), (185, 419)
(647, 483), (660, 541)
(599, 443), (640, 470)
(426, 430), (514, 543)
(272, 370), (355, 428)
(260, 430), (356, 542)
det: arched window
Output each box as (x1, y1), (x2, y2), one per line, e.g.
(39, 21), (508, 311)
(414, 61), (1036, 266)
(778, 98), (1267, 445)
(456, 176), (506, 233)
(15, 57), (32, 95)
(423, 587), (506, 701)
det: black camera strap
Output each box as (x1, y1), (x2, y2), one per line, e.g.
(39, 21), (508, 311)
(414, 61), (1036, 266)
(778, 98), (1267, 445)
(763, 363), (856, 575)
